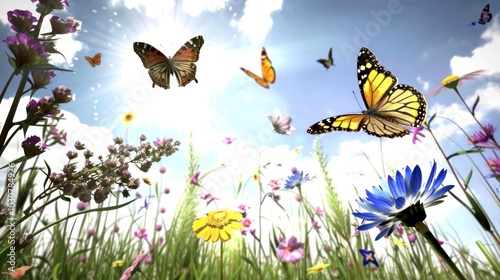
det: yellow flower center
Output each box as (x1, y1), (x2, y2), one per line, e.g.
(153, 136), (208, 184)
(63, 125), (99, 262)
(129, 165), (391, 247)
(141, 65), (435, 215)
(441, 75), (460, 89)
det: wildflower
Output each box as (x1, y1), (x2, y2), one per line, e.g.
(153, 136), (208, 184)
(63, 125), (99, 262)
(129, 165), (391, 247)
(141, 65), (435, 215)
(411, 126), (425, 144)
(323, 245), (331, 253)
(191, 171), (200, 185)
(22, 135), (47, 157)
(159, 166), (167, 173)
(284, 168), (310, 190)
(160, 207), (166, 213)
(237, 204), (248, 217)
(144, 254), (153, 265)
(49, 16), (81, 35)
(142, 177), (152, 186)
(119, 253), (145, 280)
(307, 263), (330, 275)
(346, 259), (352, 267)
(391, 238), (409, 248)
(312, 220), (321, 230)
(33, 0), (69, 12)
(277, 236), (305, 264)
(86, 228), (95, 238)
(76, 201), (86, 211)
(134, 228), (148, 239)
(469, 123), (498, 149)
(113, 225), (120, 233)
(408, 233), (416, 244)
(268, 179), (281, 191)
(223, 137), (236, 144)
(112, 260), (124, 267)
(122, 111), (136, 126)
(197, 192), (220, 202)
(268, 109), (295, 135)
(437, 236), (445, 245)
(353, 229), (359, 237)
(331, 269), (340, 278)
(352, 161), (454, 240)
(3, 33), (47, 69)
(138, 199), (150, 213)
(48, 126), (67, 145)
(252, 170), (260, 183)
(315, 206), (324, 217)
(359, 249), (379, 267)
(487, 159), (500, 178)
(7, 10), (37, 34)
(2, 265), (33, 278)
(192, 209), (243, 243)
(79, 254), (87, 263)
(396, 225), (404, 235)
(426, 70), (487, 97)
(295, 193), (301, 202)
(163, 187), (170, 194)
(155, 224), (162, 231)
(52, 85), (74, 103)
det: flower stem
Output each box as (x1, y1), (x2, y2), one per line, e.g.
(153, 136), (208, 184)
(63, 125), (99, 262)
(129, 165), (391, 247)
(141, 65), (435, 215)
(220, 242), (223, 280)
(0, 71), (16, 106)
(0, 70), (30, 157)
(415, 221), (467, 280)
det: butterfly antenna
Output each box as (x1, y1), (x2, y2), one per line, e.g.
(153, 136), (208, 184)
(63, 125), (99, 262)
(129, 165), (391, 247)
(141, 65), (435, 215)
(352, 90), (363, 111)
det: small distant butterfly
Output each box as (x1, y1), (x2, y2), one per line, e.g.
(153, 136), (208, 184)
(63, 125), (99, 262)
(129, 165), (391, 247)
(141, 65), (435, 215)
(240, 47), (276, 89)
(138, 198), (151, 213)
(468, 4), (492, 26)
(307, 47), (427, 138)
(85, 53), (101, 67)
(133, 35), (204, 89)
(317, 47), (334, 69)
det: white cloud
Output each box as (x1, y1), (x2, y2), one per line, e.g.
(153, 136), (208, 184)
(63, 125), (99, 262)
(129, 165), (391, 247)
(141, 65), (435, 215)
(237, 0), (283, 45)
(416, 76), (429, 92)
(182, 0), (228, 16)
(111, 0), (175, 19)
(450, 16), (500, 76)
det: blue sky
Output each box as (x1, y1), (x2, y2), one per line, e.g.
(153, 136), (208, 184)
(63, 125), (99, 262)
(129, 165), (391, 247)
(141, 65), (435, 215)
(0, 0), (499, 253)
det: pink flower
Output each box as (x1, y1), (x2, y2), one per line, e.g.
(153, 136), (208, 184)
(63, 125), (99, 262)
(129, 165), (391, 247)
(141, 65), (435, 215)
(396, 225), (404, 235)
(155, 224), (162, 231)
(241, 217), (252, 228)
(163, 187), (170, 194)
(76, 201), (87, 211)
(160, 207), (166, 214)
(113, 225), (120, 233)
(312, 220), (321, 230)
(315, 206), (324, 218)
(268, 179), (281, 191)
(277, 236), (305, 264)
(134, 228), (148, 239)
(411, 126), (425, 144)
(223, 137), (236, 144)
(86, 228), (95, 238)
(426, 70), (487, 97)
(119, 254), (146, 280)
(268, 109), (295, 135)
(191, 171), (200, 185)
(159, 166), (167, 174)
(408, 233), (416, 244)
(469, 124), (498, 150)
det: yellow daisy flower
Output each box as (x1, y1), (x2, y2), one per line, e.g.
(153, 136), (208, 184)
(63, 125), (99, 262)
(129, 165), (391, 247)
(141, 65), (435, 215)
(122, 111), (136, 126)
(192, 209), (243, 243)
(307, 263), (330, 275)
(252, 170), (260, 183)
(426, 70), (487, 97)
(112, 260), (124, 267)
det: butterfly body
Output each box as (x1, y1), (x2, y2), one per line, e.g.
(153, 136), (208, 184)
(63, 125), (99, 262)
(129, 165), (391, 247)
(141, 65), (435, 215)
(240, 47), (275, 88)
(307, 47), (427, 138)
(85, 53), (101, 67)
(317, 47), (334, 69)
(133, 35), (204, 89)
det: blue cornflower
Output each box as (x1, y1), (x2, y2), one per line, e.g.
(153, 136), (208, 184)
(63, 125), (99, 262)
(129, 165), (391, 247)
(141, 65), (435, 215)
(284, 167), (310, 190)
(352, 161), (454, 240)
(359, 249), (379, 267)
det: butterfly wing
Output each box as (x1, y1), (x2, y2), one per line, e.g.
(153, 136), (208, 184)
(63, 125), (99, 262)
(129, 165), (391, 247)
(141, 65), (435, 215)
(261, 47), (276, 85)
(478, 4), (491, 24)
(328, 47), (334, 66)
(317, 59), (331, 69)
(170, 35), (204, 87)
(93, 53), (101, 66)
(85, 55), (96, 67)
(133, 42), (171, 89)
(307, 114), (366, 134)
(241, 67), (269, 88)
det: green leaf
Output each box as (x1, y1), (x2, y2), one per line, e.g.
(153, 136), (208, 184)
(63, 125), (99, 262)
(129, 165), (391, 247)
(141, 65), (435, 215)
(471, 95), (480, 116)
(427, 113), (436, 127)
(446, 148), (483, 160)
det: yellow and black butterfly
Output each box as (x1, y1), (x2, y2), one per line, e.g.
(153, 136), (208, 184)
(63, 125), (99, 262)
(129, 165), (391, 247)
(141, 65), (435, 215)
(133, 35), (204, 89)
(85, 53), (101, 67)
(240, 47), (275, 89)
(307, 47), (427, 138)
(317, 47), (334, 69)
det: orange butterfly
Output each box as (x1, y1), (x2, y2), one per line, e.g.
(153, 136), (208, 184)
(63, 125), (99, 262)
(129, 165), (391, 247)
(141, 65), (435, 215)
(85, 53), (101, 67)
(240, 47), (276, 89)
(133, 36), (204, 89)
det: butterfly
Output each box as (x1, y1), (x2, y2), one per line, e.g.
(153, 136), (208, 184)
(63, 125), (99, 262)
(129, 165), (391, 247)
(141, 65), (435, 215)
(307, 47), (427, 138)
(84, 53), (101, 67)
(468, 4), (492, 26)
(317, 47), (334, 69)
(240, 47), (276, 89)
(133, 35), (204, 89)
